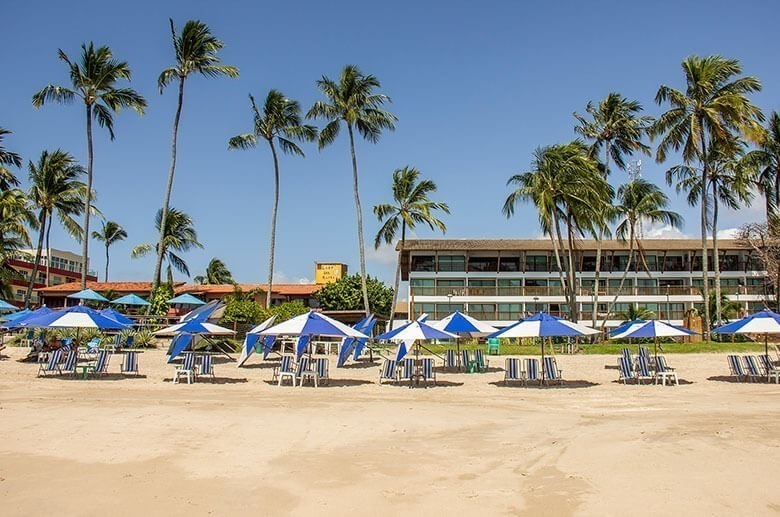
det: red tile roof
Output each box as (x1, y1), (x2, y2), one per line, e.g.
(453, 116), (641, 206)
(37, 281), (185, 294)
(177, 283), (320, 296)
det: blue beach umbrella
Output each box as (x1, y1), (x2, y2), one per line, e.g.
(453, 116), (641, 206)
(67, 289), (109, 303)
(0, 299), (17, 312)
(181, 299), (222, 322)
(167, 293), (206, 306)
(237, 315), (277, 367)
(432, 311), (498, 358)
(351, 316), (377, 361)
(258, 311), (367, 339)
(376, 320), (457, 361)
(99, 308), (134, 326)
(609, 319), (648, 336)
(2, 307), (55, 329)
(110, 294), (150, 306)
(0, 309), (31, 324)
(713, 309), (780, 373)
(338, 314), (376, 366)
(19, 305), (129, 330)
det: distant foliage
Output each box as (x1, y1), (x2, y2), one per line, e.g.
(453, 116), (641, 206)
(150, 283), (174, 315)
(315, 274), (393, 315)
(220, 285), (309, 325)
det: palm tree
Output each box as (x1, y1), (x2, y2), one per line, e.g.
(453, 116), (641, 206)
(651, 55), (763, 339)
(154, 19), (238, 289)
(0, 189), (37, 299)
(194, 258), (234, 285)
(32, 43), (146, 290)
(574, 93), (652, 326)
(308, 65), (397, 315)
(747, 112), (780, 227)
(504, 142), (611, 322)
(24, 150), (90, 307)
(374, 166), (449, 328)
(0, 127), (23, 191)
(616, 304), (655, 323)
(132, 208), (203, 283)
(228, 90), (316, 308)
(91, 220), (127, 282)
(602, 179), (682, 327)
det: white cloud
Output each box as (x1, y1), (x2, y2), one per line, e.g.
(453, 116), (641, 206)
(717, 228), (739, 239)
(272, 271), (313, 284)
(642, 223), (692, 239)
(366, 243), (399, 266)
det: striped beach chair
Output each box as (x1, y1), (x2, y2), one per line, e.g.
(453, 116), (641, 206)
(473, 350), (488, 372)
(174, 352), (197, 384)
(727, 355), (747, 382)
(617, 355), (635, 384)
(524, 358), (540, 386)
(121, 351), (139, 375)
(273, 355), (295, 384)
(743, 355), (763, 383)
(38, 349), (63, 377)
(398, 358), (415, 382)
(379, 359), (398, 384)
(636, 354), (654, 385)
(444, 349), (458, 369)
(420, 358), (436, 385)
(297, 357), (319, 387)
(61, 349), (78, 376)
(314, 357), (329, 385)
(460, 350), (471, 372)
(638, 346), (653, 370)
(198, 354), (215, 381)
(85, 338), (101, 355)
(543, 356), (563, 386)
(620, 347), (632, 369)
(91, 350), (111, 378)
(504, 358), (523, 385)
(654, 356), (678, 385)
(759, 355), (780, 384)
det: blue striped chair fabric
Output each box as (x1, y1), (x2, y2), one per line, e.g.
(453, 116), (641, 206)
(122, 351), (139, 374)
(379, 359), (398, 384)
(295, 357), (310, 379)
(759, 354), (780, 383)
(272, 355), (295, 383)
(314, 358), (329, 384)
(636, 355), (653, 383)
(444, 349), (457, 368)
(62, 350), (78, 374)
(743, 355), (762, 381)
(504, 358), (522, 383)
(728, 355), (746, 381)
(38, 349), (63, 376)
(460, 350), (470, 372)
(199, 354), (215, 379)
(621, 348), (632, 367)
(543, 357), (563, 385)
(420, 358), (435, 383)
(618, 356), (635, 384)
(91, 350), (110, 377)
(125, 335), (134, 347)
(399, 358), (415, 380)
(474, 349), (487, 371)
(525, 358), (539, 385)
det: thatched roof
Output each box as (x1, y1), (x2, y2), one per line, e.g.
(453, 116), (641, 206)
(397, 238), (746, 252)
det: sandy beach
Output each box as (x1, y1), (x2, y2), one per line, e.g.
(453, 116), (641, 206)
(1, 346), (779, 516)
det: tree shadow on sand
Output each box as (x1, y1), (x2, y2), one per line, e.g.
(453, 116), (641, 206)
(488, 379), (599, 389)
(261, 379), (374, 388)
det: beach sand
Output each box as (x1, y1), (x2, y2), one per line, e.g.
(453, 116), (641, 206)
(1, 347), (778, 516)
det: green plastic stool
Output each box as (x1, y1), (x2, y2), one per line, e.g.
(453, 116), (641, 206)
(486, 338), (500, 355)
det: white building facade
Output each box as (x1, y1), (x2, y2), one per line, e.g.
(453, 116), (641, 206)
(401, 238), (770, 328)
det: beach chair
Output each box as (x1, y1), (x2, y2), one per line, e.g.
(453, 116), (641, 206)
(638, 346), (653, 370)
(38, 349), (63, 377)
(743, 355), (763, 383)
(635, 355), (654, 385)
(543, 356), (563, 386)
(727, 355), (747, 382)
(473, 350), (488, 372)
(297, 357), (318, 387)
(23, 330), (35, 350)
(61, 349), (78, 376)
(124, 335), (134, 348)
(444, 349), (458, 369)
(273, 355), (295, 384)
(198, 354), (215, 382)
(313, 357), (329, 385)
(504, 358), (524, 385)
(90, 350), (111, 378)
(379, 359), (398, 384)
(759, 355), (780, 384)
(460, 350), (471, 372)
(486, 338), (500, 355)
(654, 356), (678, 386)
(61, 338), (73, 351)
(121, 351), (139, 376)
(85, 337), (101, 354)
(398, 358), (415, 382)
(174, 352), (197, 384)
(617, 356), (636, 384)
(420, 358), (436, 386)
(524, 358), (540, 386)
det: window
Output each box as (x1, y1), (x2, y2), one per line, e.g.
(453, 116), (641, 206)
(413, 303), (435, 318)
(467, 304), (495, 319)
(499, 257), (520, 272)
(468, 256), (497, 272)
(721, 255), (739, 271)
(438, 255), (465, 272)
(613, 254), (629, 271)
(497, 303), (521, 320)
(525, 255), (548, 272)
(436, 303), (464, 316)
(663, 256), (684, 271)
(437, 279), (465, 296)
(497, 279), (521, 296)
(468, 279), (495, 296)
(581, 256), (596, 272)
(411, 255), (435, 272)
(15, 289), (25, 301)
(410, 279), (434, 296)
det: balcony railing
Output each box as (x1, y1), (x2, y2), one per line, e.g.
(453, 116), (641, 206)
(411, 285), (768, 298)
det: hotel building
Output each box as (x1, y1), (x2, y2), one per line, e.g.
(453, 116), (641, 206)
(6, 248), (97, 307)
(400, 238), (770, 328)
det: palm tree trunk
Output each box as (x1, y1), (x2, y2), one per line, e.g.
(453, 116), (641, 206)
(347, 124), (370, 316)
(45, 218), (52, 286)
(593, 142), (610, 331)
(266, 139), (280, 309)
(81, 103), (94, 290)
(700, 135), (711, 341)
(602, 224), (635, 329)
(552, 213), (569, 305)
(388, 221), (405, 330)
(565, 210), (578, 322)
(105, 243), (110, 282)
(24, 212), (46, 309)
(713, 181), (722, 326)
(154, 75), (185, 289)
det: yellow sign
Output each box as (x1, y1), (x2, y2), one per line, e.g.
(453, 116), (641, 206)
(315, 263), (347, 284)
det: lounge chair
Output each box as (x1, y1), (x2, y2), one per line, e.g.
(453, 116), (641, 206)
(543, 356), (563, 386)
(524, 358), (540, 386)
(759, 355), (780, 384)
(654, 356), (678, 386)
(90, 350), (111, 378)
(121, 351), (139, 375)
(638, 346), (653, 370)
(85, 337), (101, 355)
(297, 357), (318, 387)
(743, 355), (763, 383)
(635, 355), (654, 385)
(504, 358), (524, 385)
(727, 355), (747, 382)
(486, 338), (500, 355)
(61, 338), (73, 351)
(23, 330), (35, 350)
(473, 350), (488, 372)
(173, 352), (197, 384)
(313, 357), (329, 386)
(38, 349), (63, 377)
(444, 349), (458, 369)
(124, 335), (134, 348)
(617, 355), (636, 384)
(398, 358), (415, 382)
(61, 349), (78, 376)
(620, 347), (632, 368)
(272, 355), (295, 384)
(379, 359), (398, 384)
(460, 350), (471, 372)
(420, 358), (436, 386)
(198, 353), (215, 382)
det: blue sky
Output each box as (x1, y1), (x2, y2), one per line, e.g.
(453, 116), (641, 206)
(2, 0), (778, 287)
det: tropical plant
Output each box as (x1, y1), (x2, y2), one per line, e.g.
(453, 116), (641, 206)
(574, 93), (652, 326)
(132, 208), (203, 283)
(616, 304), (655, 323)
(314, 273), (393, 316)
(128, 328), (157, 348)
(0, 189), (37, 298)
(0, 127), (23, 191)
(32, 42), (146, 289)
(149, 282), (174, 316)
(307, 65), (397, 315)
(651, 55), (763, 338)
(747, 112), (780, 227)
(194, 258), (234, 285)
(91, 220), (127, 282)
(24, 150), (93, 307)
(503, 141), (612, 322)
(602, 179), (682, 327)
(228, 90), (316, 307)
(374, 166), (449, 327)
(153, 19), (238, 288)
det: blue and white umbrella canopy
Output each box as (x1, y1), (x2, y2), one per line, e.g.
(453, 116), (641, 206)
(2, 307), (54, 329)
(0, 309), (31, 324)
(67, 289), (109, 303)
(712, 309), (780, 364)
(257, 311), (367, 339)
(181, 300), (223, 322)
(611, 320), (696, 340)
(432, 311), (498, 336)
(167, 293), (206, 306)
(339, 315), (376, 367)
(19, 305), (129, 329)
(610, 319), (648, 336)
(488, 313), (600, 338)
(376, 320), (457, 361)
(110, 293), (150, 306)
(237, 315), (277, 367)
(0, 299), (17, 312)
(154, 319), (234, 336)
(99, 308), (134, 326)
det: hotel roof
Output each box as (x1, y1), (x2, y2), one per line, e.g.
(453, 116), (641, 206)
(398, 238), (745, 252)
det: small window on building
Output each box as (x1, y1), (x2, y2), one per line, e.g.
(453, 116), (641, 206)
(468, 256), (497, 272)
(411, 255), (435, 272)
(438, 255), (466, 272)
(499, 257), (520, 272)
(525, 255), (548, 272)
